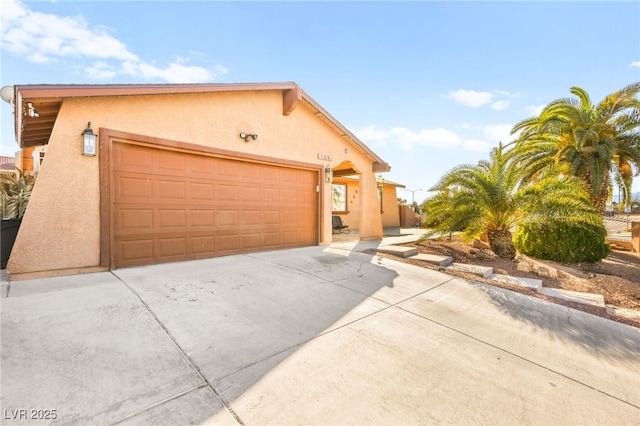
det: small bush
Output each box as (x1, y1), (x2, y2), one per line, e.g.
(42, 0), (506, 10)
(514, 221), (610, 263)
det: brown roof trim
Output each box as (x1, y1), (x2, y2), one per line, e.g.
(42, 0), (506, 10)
(12, 82), (390, 171)
(14, 81), (299, 99)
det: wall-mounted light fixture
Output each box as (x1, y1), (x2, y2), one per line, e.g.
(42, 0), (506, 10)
(239, 132), (258, 142)
(325, 165), (333, 183)
(81, 122), (97, 156)
(26, 102), (39, 118)
(377, 174), (385, 213)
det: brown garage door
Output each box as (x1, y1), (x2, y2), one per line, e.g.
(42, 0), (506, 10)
(112, 141), (317, 268)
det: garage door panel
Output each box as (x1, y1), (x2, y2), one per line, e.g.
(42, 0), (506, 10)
(242, 233), (262, 249)
(241, 186), (261, 202)
(192, 236), (215, 254)
(281, 169), (302, 184)
(263, 232), (281, 247)
(241, 163), (261, 179)
(217, 184), (239, 201)
(263, 210), (280, 224)
(116, 144), (154, 172)
(157, 237), (188, 258)
(119, 208), (154, 230)
(262, 188), (281, 202)
(119, 239), (154, 265)
(117, 176), (153, 200)
(218, 210), (239, 226)
(217, 234), (241, 253)
(281, 211), (297, 224)
(218, 161), (240, 178)
(281, 231), (300, 245)
(158, 209), (187, 228)
(190, 182), (215, 201)
(262, 167), (280, 181)
(188, 156), (216, 177)
(242, 210), (261, 225)
(191, 210), (215, 227)
(280, 189), (298, 201)
(297, 190), (315, 204)
(157, 179), (187, 200)
(113, 142), (316, 268)
(156, 150), (187, 174)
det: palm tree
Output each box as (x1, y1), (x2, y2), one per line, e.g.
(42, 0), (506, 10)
(510, 83), (640, 215)
(0, 169), (35, 219)
(424, 144), (599, 259)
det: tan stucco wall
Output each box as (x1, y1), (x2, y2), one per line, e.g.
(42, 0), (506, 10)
(381, 186), (401, 228)
(8, 90), (385, 276)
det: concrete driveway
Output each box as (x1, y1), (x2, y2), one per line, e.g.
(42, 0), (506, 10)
(1, 242), (639, 425)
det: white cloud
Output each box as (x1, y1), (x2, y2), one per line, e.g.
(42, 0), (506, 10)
(525, 104), (545, 116)
(482, 124), (516, 144)
(354, 125), (391, 146)
(463, 139), (494, 152)
(0, 0), (226, 83)
(446, 89), (493, 107)
(85, 61), (116, 79)
(120, 58), (225, 84)
(354, 125), (461, 151)
(491, 100), (510, 111)
(494, 89), (510, 96)
(631, 61), (640, 67)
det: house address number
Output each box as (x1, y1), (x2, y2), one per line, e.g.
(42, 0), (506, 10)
(317, 153), (332, 161)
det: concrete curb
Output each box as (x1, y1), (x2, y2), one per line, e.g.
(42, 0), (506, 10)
(379, 244), (640, 324)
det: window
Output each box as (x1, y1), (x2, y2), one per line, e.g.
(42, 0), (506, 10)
(332, 184), (347, 212)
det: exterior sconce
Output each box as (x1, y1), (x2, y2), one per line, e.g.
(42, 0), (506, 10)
(240, 132), (258, 142)
(377, 174), (385, 213)
(81, 122), (97, 156)
(325, 165), (333, 183)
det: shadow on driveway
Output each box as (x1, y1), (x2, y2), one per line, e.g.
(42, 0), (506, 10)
(2, 241), (639, 425)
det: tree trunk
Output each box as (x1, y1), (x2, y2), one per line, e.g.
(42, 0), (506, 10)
(486, 228), (516, 259)
(584, 169), (609, 217)
(590, 192), (608, 217)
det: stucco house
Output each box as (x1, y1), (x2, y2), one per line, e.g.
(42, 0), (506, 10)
(4, 82), (399, 279)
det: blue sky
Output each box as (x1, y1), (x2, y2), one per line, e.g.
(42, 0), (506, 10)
(1, 0), (639, 201)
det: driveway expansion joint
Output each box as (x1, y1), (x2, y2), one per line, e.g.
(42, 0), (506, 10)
(109, 271), (245, 426)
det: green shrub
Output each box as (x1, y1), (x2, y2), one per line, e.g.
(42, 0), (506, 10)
(513, 221), (610, 263)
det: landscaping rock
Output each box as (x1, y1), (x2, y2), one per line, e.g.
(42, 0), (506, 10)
(475, 248), (498, 260)
(446, 263), (494, 279)
(537, 265), (558, 278)
(516, 262), (532, 273)
(472, 239), (491, 250)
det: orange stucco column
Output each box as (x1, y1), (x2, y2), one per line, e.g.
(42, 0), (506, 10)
(358, 171), (383, 239)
